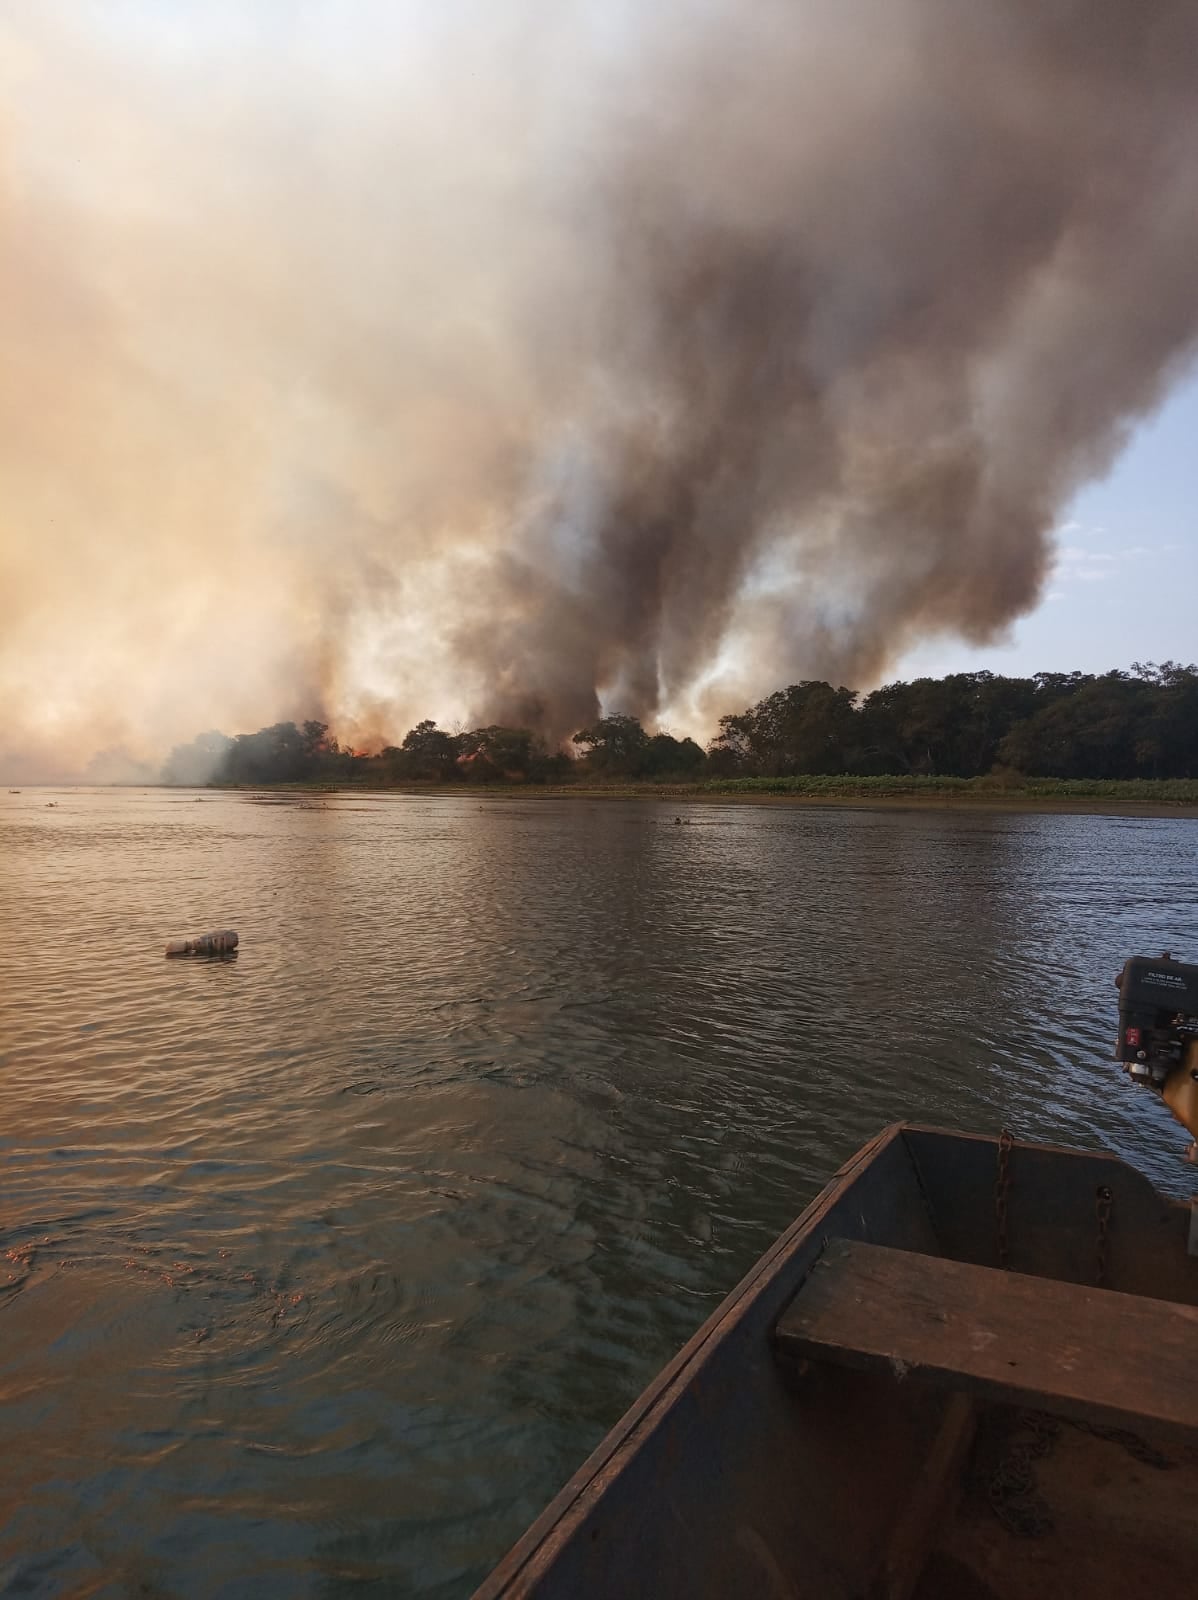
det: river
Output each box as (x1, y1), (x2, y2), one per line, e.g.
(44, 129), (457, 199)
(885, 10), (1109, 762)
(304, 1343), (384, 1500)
(1, 788), (1195, 1597)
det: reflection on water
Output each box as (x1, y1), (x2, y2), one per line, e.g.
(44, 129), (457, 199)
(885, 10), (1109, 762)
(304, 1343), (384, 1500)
(1, 789), (1195, 1595)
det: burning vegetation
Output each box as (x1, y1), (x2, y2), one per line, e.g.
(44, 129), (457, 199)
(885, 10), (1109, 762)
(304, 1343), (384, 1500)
(163, 664), (1198, 787)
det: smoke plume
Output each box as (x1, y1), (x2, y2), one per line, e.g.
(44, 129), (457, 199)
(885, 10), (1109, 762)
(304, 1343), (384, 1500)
(2, 1), (1197, 778)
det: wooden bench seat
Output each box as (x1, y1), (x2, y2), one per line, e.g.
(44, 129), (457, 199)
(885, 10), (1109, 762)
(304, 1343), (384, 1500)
(775, 1239), (1198, 1441)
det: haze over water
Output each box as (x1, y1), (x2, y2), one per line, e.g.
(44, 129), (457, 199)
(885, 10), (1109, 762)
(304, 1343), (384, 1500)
(2, 789), (1196, 1596)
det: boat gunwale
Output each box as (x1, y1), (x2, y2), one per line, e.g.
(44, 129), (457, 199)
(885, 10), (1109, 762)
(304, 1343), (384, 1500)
(473, 1122), (904, 1597)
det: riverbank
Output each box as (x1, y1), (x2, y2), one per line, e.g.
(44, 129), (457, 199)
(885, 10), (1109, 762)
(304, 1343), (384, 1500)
(222, 775), (1198, 817)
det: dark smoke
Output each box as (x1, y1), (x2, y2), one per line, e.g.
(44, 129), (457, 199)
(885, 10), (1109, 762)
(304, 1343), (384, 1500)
(467, 0), (1198, 734)
(1, 2), (1197, 777)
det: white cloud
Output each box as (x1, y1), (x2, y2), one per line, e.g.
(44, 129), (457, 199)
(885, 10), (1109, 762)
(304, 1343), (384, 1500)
(1053, 520), (1109, 545)
(1058, 546), (1115, 563)
(1052, 540), (1155, 586)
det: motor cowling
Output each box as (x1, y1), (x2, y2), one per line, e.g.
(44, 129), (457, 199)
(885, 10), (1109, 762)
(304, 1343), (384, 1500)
(1116, 954), (1198, 1149)
(1115, 954), (1198, 1083)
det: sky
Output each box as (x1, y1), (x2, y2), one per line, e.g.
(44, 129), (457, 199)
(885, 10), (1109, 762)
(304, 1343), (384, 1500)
(897, 366), (1198, 683)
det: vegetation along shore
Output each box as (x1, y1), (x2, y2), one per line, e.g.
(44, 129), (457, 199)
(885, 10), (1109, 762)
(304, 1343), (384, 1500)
(163, 664), (1198, 814)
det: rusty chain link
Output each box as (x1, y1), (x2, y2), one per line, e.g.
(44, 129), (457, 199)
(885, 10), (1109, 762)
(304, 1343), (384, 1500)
(994, 1128), (1014, 1271)
(1074, 1419), (1176, 1469)
(994, 1144), (1115, 1286)
(988, 1410), (1060, 1537)
(1095, 1184), (1113, 1288)
(988, 1408), (1175, 1539)
(986, 1169), (1172, 1539)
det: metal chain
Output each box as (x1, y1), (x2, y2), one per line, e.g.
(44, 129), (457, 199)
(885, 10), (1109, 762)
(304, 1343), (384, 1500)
(1072, 1420), (1176, 1470)
(988, 1409), (1175, 1540)
(994, 1128), (1014, 1271)
(988, 1410), (1060, 1537)
(1082, 1185), (1173, 1469)
(987, 1177), (1173, 1539)
(1095, 1184), (1113, 1288)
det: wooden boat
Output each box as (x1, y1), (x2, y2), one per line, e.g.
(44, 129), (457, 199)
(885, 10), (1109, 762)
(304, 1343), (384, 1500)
(475, 1122), (1198, 1600)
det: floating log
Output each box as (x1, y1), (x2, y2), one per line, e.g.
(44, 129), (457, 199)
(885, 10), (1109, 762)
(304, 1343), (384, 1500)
(165, 929), (238, 957)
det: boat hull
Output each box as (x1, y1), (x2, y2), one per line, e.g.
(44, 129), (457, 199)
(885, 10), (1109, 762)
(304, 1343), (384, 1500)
(475, 1124), (1198, 1600)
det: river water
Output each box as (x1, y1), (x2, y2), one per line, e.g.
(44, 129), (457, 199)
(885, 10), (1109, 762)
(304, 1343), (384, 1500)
(1, 788), (1195, 1597)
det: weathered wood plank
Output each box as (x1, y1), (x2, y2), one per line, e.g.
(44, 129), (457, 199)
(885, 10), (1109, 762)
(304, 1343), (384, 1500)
(775, 1240), (1198, 1440)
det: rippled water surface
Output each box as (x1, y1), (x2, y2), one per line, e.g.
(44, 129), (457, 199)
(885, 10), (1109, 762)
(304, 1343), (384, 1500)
(2, 789), (1196, 1596)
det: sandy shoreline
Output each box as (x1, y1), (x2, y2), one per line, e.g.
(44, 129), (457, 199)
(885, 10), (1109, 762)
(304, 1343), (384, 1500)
(221, 783), (1198, 819)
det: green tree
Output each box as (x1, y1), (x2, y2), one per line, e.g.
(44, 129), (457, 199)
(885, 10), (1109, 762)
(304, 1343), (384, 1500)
(860, 673), (1039, 776)
(457, 725), (538, 781)
(1127, 663), (1198, 778)
(643, 732), (707, 778)
(399, 720), (461, 781)
(224, 721), (312, 783)
(997, 672), (1144, 777)
(707, 711), (756, 774)
(711, 683), (859, 775)
(571, 714), (650, 777)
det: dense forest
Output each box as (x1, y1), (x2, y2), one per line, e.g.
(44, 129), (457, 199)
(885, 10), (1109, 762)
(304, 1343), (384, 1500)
(161, 664), (1198, 787)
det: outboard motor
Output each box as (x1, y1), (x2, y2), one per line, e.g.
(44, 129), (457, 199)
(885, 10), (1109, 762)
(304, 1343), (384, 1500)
(1116, 953), (1198, 1148)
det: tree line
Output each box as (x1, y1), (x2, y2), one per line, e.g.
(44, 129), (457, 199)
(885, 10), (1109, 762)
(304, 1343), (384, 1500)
(161, 663), (1198, 787)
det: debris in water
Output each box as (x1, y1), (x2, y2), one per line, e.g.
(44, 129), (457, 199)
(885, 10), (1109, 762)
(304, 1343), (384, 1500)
(165, 929), (239, 958)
